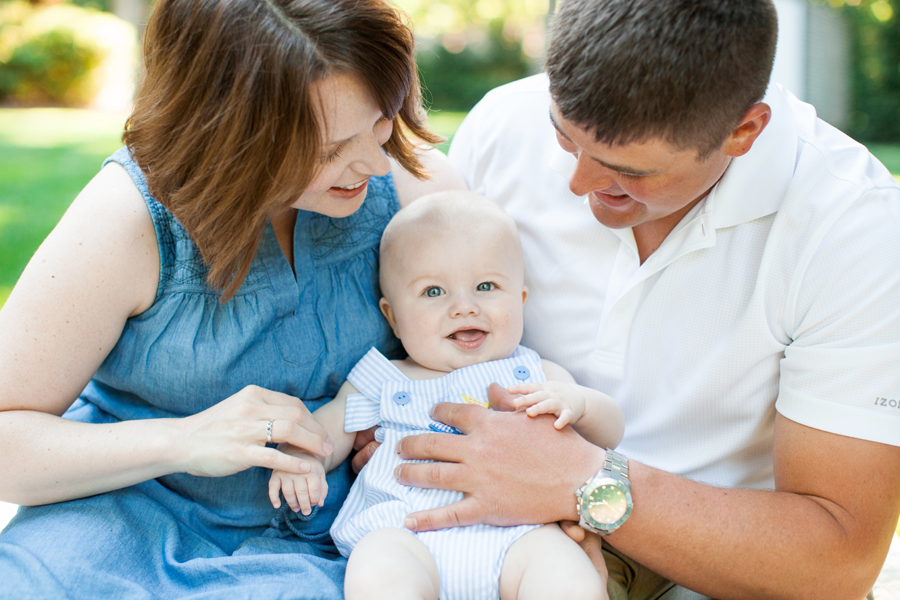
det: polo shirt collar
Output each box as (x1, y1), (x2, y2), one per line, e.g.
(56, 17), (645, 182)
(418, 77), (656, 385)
(707, 84), (797, 230)
(547, 84), (798, 233)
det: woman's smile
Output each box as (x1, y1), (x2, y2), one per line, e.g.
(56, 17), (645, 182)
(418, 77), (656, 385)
(328, 177), (370, 200)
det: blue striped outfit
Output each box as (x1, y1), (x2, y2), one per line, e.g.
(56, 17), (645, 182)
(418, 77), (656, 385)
(330, 345), (545, 599)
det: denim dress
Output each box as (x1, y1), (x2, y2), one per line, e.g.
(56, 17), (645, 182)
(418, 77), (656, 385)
(0, 148), (403, 599)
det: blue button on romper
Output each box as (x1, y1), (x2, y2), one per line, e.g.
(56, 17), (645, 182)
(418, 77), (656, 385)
(0, 148), (403, 599)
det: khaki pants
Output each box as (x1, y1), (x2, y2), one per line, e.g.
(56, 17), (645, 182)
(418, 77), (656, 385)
(603, 545), (876, 600)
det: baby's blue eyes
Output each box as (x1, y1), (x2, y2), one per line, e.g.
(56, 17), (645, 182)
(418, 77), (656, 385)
(423, 283), (495, 297)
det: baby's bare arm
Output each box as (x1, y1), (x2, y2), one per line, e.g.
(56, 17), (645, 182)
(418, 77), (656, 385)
(311, 382), (359, 472)
(508, 360), (624, 449)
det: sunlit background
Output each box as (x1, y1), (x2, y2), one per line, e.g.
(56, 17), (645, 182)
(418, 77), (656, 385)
(1, 2), (900, 582)
(1, 0), (899, 310)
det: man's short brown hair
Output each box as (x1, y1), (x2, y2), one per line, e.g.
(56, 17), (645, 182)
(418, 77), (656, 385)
(545, 0), (778, 157)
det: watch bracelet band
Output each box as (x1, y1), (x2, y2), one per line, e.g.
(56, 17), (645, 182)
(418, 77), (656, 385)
(576, 448), (631, 531)
(578, 448), (630, 492)
(603, 448), (630, 483)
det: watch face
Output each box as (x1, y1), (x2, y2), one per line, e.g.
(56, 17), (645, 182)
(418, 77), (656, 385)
(585, 482), (629, 525)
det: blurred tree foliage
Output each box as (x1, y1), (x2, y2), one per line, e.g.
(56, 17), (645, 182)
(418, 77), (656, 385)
(394, 0), (550, 111)
(0, 1), (134, 106)
(818, 0), (899, 141)
(416, 22), (534, 112)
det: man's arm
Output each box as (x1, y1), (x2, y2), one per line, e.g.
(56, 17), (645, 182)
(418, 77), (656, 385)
(395, 401), (900, 600)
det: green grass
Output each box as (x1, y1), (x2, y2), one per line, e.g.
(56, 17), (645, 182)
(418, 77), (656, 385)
(428, 110), (467, 153)
(0, 108), (898, 310)
(0, 109), (127, 307)
(0, 109), (465, 309)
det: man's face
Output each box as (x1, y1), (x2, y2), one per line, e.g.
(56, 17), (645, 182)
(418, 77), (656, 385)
(550, 102), (733, 235)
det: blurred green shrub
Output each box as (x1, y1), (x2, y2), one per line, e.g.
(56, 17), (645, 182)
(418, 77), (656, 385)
(417, 23), (535, 112)
(823, 0), (900, 142)
(0, 1), (133, 106)
(395, 0), (548, 112)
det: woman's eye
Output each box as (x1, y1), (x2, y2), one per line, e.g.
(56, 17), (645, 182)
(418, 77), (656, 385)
(476, 282), (495, 292)
(322, 145), (343, 163)
(425, 287), (444, 297)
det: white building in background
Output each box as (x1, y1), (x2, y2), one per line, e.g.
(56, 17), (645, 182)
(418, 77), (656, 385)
(771, 0), (851, 131)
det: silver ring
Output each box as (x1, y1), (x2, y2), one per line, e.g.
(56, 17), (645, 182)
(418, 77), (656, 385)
(266, 420), (274, 443)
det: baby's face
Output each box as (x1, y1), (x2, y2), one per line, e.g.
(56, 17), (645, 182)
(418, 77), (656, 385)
(380, 223), (527, 373)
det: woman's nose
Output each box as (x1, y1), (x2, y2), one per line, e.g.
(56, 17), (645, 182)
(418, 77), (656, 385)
(353, 120), (392, 177)
(353, 142), (391, 177)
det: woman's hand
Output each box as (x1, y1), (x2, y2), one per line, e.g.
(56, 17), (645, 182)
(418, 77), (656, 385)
(178, 385), (333, 478)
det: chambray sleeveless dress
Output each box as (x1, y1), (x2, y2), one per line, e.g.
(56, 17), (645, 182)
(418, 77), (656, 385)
(0, 147), (403, 599)
(331, 346), (544, 600)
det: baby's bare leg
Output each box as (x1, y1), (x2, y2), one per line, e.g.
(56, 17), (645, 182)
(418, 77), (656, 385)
(344, 527), (440, 600)
(499, 524), (609, 600)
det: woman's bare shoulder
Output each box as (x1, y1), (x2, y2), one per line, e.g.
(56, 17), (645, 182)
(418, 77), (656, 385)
(59, 161), (161, 314)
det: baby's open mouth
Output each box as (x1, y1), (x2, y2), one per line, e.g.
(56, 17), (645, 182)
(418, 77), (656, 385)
(448, 329), (484, 341)
(448, 329), (488, 349)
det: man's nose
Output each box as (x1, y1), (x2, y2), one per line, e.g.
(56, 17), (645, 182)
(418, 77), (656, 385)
(568, 153), (614, 197)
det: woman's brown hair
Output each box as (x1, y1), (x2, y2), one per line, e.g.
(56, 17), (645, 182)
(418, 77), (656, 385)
(124, 0), (440, 301)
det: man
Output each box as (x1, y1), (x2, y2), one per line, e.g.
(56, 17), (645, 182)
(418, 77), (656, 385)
(392, 1), (900, 598)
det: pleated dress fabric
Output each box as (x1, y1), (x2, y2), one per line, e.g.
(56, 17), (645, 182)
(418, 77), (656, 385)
(0, 147), (404, 599)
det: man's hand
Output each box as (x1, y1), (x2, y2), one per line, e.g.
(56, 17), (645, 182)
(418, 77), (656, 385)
(351, 426), (380, 474)
(394, 399), (606, 532)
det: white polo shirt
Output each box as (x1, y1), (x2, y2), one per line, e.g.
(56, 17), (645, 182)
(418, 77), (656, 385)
(448, 74), (900, 489)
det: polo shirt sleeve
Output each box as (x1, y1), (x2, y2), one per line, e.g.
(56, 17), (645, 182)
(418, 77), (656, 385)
(775, 186), (900, 447)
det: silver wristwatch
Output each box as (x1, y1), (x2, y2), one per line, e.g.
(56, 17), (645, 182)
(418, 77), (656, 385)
(575, 448), (632, 536)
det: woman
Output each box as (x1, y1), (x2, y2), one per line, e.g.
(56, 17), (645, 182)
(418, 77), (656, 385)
(0, 0), (462, 597)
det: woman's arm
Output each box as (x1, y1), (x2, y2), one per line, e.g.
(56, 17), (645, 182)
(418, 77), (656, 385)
(0, 164), (329, 506)
(391, 147), (467, 208)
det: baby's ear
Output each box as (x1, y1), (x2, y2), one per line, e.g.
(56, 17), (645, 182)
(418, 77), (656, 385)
(379, 297), (400, 335)
(521, 285), (529, 305)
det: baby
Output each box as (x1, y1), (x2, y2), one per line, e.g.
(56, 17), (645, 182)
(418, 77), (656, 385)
(269, 190), (624, 600)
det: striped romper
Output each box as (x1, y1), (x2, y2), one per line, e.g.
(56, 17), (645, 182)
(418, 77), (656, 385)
(330, 345), (545, 599)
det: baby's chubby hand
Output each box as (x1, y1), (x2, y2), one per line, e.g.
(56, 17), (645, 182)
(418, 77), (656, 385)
(268, 443), (328, 515)
(506, 381), (588, 429)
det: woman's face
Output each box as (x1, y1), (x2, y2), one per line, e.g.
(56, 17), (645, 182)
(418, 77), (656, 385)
(292, 73), (393, 217)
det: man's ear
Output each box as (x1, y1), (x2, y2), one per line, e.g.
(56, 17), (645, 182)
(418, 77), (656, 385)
(379, 297), (400, 337)
(522, 285), (529, 305)
(723, 102), (771, 158)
